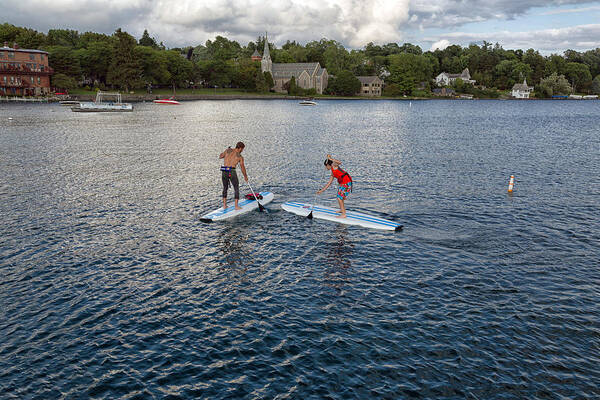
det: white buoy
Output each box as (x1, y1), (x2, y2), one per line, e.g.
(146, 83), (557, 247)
(8, 117), (13, 120)
(508, 175), (515, 193)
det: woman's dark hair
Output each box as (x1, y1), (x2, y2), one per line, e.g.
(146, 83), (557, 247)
(324, 159), (333, 166)
(236, 142), (245, 149)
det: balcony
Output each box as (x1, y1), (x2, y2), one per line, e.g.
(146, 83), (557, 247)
(0, 64), (53, 76)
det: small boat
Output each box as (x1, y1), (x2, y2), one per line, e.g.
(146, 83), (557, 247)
(569, 94), (583, 100)
(299, 99), (317, 106)
(71, 91), (133, 112)
(583, 95), (598, 100)
(59, 100), (80, 106)
(153, 97), (180, 105)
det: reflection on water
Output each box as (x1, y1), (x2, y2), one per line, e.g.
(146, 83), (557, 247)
(219, 225), (251, 275)
(323, 224), (353, 291)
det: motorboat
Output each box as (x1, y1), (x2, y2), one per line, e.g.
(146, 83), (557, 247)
(299, 99), (317, 106)
(71, 91), (133, 112)
(153, 97), (180, 105)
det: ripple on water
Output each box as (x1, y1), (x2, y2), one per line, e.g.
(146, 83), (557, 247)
(1, 100), (599, 398)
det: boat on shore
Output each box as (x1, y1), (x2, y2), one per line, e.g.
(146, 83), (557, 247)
(71, 92), (133, 112)
(59, 100), (80, 106)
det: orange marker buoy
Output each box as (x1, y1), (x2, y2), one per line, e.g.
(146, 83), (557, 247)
(508, 175), (515, 193)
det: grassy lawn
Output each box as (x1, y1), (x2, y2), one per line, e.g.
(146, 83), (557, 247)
(68, 88), (287, 96)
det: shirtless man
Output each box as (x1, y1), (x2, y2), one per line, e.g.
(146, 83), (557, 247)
(219, 142), (248, 210)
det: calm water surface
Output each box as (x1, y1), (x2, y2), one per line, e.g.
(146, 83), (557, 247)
(1, 99), (599, 399)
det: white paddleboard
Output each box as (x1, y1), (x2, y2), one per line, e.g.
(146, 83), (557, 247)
(201, 192), (274, 222)
(281, 201), (403, 231)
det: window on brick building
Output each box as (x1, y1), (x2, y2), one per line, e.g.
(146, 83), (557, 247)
(30, 54), (35, 60)
(8, 52), (14, 59)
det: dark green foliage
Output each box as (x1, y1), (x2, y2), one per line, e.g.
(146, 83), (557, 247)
(325, 70), (361, 96)
(536, 73), (572, 97)
(106, 28), (141, 91)
(51, 73), (77, 90)
(139, 29), (158, 48)
(3, 22), (599, 96)
(592, 75), (600, 94)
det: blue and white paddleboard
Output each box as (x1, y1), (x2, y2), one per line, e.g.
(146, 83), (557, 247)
(200, 192), (274, 222)
(281, 201), (403, 231)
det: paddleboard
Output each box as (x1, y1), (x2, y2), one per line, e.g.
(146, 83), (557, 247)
(200, 192), (274, 222)
(281, 201), (403, 231)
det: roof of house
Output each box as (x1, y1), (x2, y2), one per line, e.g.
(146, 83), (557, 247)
(271, 63), (325, 79)
(0, 45), (48, 54)
(512, 79), (532, 91)
(357, 76), (381, 84)
(251, 49), (261, 57)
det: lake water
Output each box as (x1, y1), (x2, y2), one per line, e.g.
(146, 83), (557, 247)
(1, 99), (599, 399)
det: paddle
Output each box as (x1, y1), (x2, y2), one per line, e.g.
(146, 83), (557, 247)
(246, 179), (266, 212)
(308, 167), (326, 219)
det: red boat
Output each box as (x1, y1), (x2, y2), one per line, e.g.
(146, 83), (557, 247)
(153, 98), (180, 105)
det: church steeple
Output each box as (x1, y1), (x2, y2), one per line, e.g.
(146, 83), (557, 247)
(261, 32), (272, 73)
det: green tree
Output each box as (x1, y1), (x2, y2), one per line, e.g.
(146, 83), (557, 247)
(139, 29), (158, 48)
(205, 36), (242, 61)
(563, 62), (592, 92)
(76, 41), (113, 84)
(387, 53), (433, 93)
(166, 50), (193, 89)
(325, 70), (360, 96)
(47, 29), (79, 47)
(522, 49), (546, 85)
(107, 28), (141, 91)
(264, 71), (274, 90)
(536, 73), (572, 97)
(51, 73), (77, 90)
(47, 46), (81, 78)
(591, 75), (600, 94)
(545, 54), (566, 77)
(135, 46), (170, 85)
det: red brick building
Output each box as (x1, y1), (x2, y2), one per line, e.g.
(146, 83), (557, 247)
(0, 42), (53, 96)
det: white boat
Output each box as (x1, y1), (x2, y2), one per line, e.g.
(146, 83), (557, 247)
(59, 100), (80, 106)
(153, 98), (180, 105)
(71, 92), (133, 112)
(299, 99), (317, 106)
(568, 94), (583, 100)
(583, 95), (598, 100)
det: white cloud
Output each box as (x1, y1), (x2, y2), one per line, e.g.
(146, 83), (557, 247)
(423, 23), (600, 53)
(430, 39), (450, 51)
(1, 0), (599, 53)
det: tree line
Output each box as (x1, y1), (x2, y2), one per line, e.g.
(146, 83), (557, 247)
(1, 23), (600, 97)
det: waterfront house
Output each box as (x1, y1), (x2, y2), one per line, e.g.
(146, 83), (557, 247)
(0, 42), (53, 96)
(258, 34), (328, 94)
(357, 76), (383, 96)
(511, 79), (533, 99)
(435, 68), (476, 86)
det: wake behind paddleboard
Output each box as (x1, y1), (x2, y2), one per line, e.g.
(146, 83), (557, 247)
(201, 192), (274, 222)
(281, 201), (403, 231)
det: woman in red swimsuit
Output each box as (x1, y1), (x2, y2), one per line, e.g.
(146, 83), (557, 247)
(316, 154), (353, 218)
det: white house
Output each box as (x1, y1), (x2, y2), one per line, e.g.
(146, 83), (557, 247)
(511, 79), (533, 99)
(435, 68), (476, 86)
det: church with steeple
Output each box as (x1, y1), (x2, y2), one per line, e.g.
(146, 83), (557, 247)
(255, 33), (328, 94)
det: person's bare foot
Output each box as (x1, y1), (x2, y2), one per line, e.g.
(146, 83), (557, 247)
(336, 213), (346, 218)
(235, 205), (242, 210)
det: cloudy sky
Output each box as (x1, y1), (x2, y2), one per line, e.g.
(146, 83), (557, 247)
(3, 0), (600, 53)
